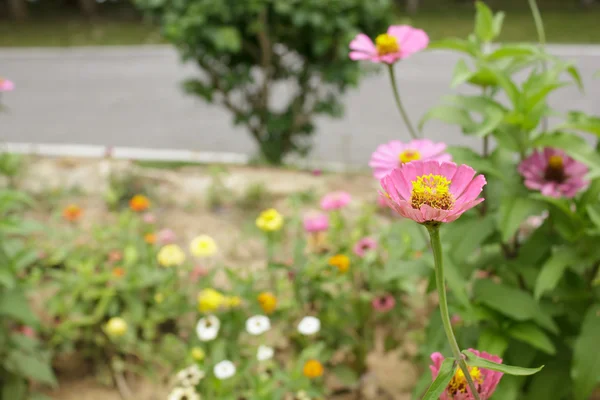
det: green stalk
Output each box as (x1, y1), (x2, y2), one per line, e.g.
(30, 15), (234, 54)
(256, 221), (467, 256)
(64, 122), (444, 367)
(387, 64), (419, 140)
(427, 226), (481, 400)
(528, 0), (549, 131)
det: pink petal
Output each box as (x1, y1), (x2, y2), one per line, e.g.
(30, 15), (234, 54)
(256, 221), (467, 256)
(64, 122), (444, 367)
(449, 164), (477, 197)
(387, 25), (429, 58)
(349, 33), (376, 53)
(456, 174), (486, 203)
(349, 51), (375, 61)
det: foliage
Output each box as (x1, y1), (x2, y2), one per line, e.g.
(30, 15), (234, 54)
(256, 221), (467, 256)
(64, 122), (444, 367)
(415, 3), (600, 399)
(0, 189), (56, 399)
(135, 0), (393, 164)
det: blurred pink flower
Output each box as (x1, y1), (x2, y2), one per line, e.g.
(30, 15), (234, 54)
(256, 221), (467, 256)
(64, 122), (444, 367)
(377, 194), (388, 208)
(108, 250), (123, 263)
(312, 169), (322, 176)
(430, 349), (503, 400)
(142, 213), (156, 224)
(369, 139), (452, 180)
(349, 25), (429, 64)
(380, 161), (486, 224)
(320, 191), (352, 211)
(353, 237), (377, 257)
(451, 314), (463, 326)
(303, 212), (329, 233)
(20, 326), (36, 338)
(190, 265), (209, 283)
(518, 148), (588, 198)
(372, 294), (396, 312)
(157, 228), (177, 244)
(0, 78), (15, 92)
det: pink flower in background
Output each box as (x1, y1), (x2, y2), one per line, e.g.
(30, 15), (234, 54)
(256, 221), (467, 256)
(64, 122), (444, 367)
(349, 25), (429, 64)
(518, 148), (588, 198)
(0, 78), (14, 92)
(157, 228), (177, 244)
(190, 265), (209, 283)
(380, 161), (486, 224)
(312, 169), (322, 176)
(353, 237), (377, 257)
(369, 139), (452, 179)
(20, 326), (36, 338)
(320, 191), (352, 211)
(430, 349), (503, 400)
(142, 213), (156, 224)
(372, 295), (396, 313)
(303, 212), (330, 233)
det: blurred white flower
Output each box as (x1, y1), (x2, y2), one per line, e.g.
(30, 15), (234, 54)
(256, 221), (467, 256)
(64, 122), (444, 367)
(297, 316), (320, 335)
(296, 390), (311, 400)
(168, 387), (200, 400)
(245, 315), (271, 336)
(256, 345), (274, 361)
(213, 360), (236, 380)
(176, 364), (205, 387)
(196, 315), (220, 342)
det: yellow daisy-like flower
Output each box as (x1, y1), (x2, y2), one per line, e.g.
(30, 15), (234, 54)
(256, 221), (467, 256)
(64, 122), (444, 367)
(303, 359), (324, 379)
(197, 288), (225, 313)
(191, 347), (205, 362)
(189, 235), (218, 258)
(225, 296), (242, 308)
(157, 244), (186, 267)
(257, 292), (277, 314)
(256, 208), (284, 232)
(328, 254), (350, 273)
(105, 317), (128, 338)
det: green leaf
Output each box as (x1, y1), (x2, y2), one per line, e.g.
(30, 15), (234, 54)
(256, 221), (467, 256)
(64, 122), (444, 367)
(496, 196), (542, 242)
(446, 146), (503, 180)
(527, 360), (571, 400)
(213, 26), (241, 52)
(507, 322), (556, 355)
(485, 45), (538, 61)
(450, 59), (473, 88)
(1, 375), (26, 400)
(474, 1), (495, 42)
(0, 289), (38, 326)
(444, 256), (473, 310)
(586, 205), (600, 230)
(419, 105), (475, 132)
(492, 12), (505, 37)
(534, 249), (572, 299)
(332, 365), (359, 387)
(429, 38), (477, 56)
(4, 351), (57, 387)
(572, 304), (600, 400)
(477, 329), (509, 356)
(463, 350), (543, 376)
(421, 358), (457, 400)
(445, 214), (496, 266)
(559, 111), (600, 137)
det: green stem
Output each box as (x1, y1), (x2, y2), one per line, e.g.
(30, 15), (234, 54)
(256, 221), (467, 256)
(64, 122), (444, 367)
(528, 0), (546, 46)
(427, 226), (481, 400)
(387, 64), (419, 140)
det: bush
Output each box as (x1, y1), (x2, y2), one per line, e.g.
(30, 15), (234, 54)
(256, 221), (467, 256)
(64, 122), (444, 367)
(136, 0), (394, 164)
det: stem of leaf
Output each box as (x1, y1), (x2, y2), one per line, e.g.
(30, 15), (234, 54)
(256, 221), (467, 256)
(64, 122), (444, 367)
(528, 0), (548, 132)
(387, 64), (419, 140)
(427, 226), (481, 400)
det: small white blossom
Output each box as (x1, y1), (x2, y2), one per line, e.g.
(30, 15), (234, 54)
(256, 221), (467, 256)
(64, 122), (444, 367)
(256, 345), (274, 361)
(168, 387), (200, 400)
(195, 315), (220, 342)
(176, 364), (205, 387)
(245, 315), (271, 336)
(297, 316), (320, 335)
(213, 360), (236, 380)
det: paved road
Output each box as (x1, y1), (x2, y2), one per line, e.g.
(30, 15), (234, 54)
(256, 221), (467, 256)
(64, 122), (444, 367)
(1, 45), (599, 166)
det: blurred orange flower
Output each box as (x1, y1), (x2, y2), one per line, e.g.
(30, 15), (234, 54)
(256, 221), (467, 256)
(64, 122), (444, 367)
(112, 267), (125, 278)
(257, 292), (277, 314)
(130, 195), (150, 212)
(144, 233), (156, 244)
(303, 360), (324, 378)
(62, 204), (83, 222)
(328, 254), (350, 273)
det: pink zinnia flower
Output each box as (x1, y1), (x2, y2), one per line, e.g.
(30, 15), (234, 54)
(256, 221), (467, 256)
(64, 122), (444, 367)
(320, 191), (352, 211)
(353, 237), (377, 257)
(303, 212), (329, 233)
(372, 294), (396, 313)
(0, 78), (15, 92)
(142, 213), (156, 224)
(429, 349), (503, 400)
(518, 148), (588, 198)
(380, 161), (486, 225)
(157, 228), (177, 244)
(349, 25), (429, 64)
(370, 139), (452, 179)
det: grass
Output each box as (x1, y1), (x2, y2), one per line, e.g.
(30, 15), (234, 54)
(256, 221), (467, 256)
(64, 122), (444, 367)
(0, 8), (599, 47)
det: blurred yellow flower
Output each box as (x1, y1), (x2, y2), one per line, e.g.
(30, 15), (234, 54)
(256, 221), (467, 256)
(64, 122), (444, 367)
(256, 209), (284, 232)
(130, 194), (151, 212)
(328, 254), (350, 273)
(191, 347), (205, 362)
(197, 288), (224, 313)
(190, 235), (218, 257)
(257, 292), (277, 314)
(154, 293), (165, 304)
(157, 244), (186, 267)
(303, 359), (324, 378)
(105, 317), (128, 338)
(225, 296), (242, 308)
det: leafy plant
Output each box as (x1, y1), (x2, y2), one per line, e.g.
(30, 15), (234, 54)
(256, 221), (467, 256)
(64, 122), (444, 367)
(136, 0), (393, 164)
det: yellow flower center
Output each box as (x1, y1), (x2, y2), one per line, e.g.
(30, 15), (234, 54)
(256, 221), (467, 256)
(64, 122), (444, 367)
(410, 174), (455, 210)
(399, 149), (421, 164)
(447, 367), (483, 395)
(548, 155), (563, 170)
(545, 155), (566, 183)
(375, 33), (399, 55)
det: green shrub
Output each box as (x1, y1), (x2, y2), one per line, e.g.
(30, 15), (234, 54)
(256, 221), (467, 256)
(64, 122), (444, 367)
(136, 0), (393, 164)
